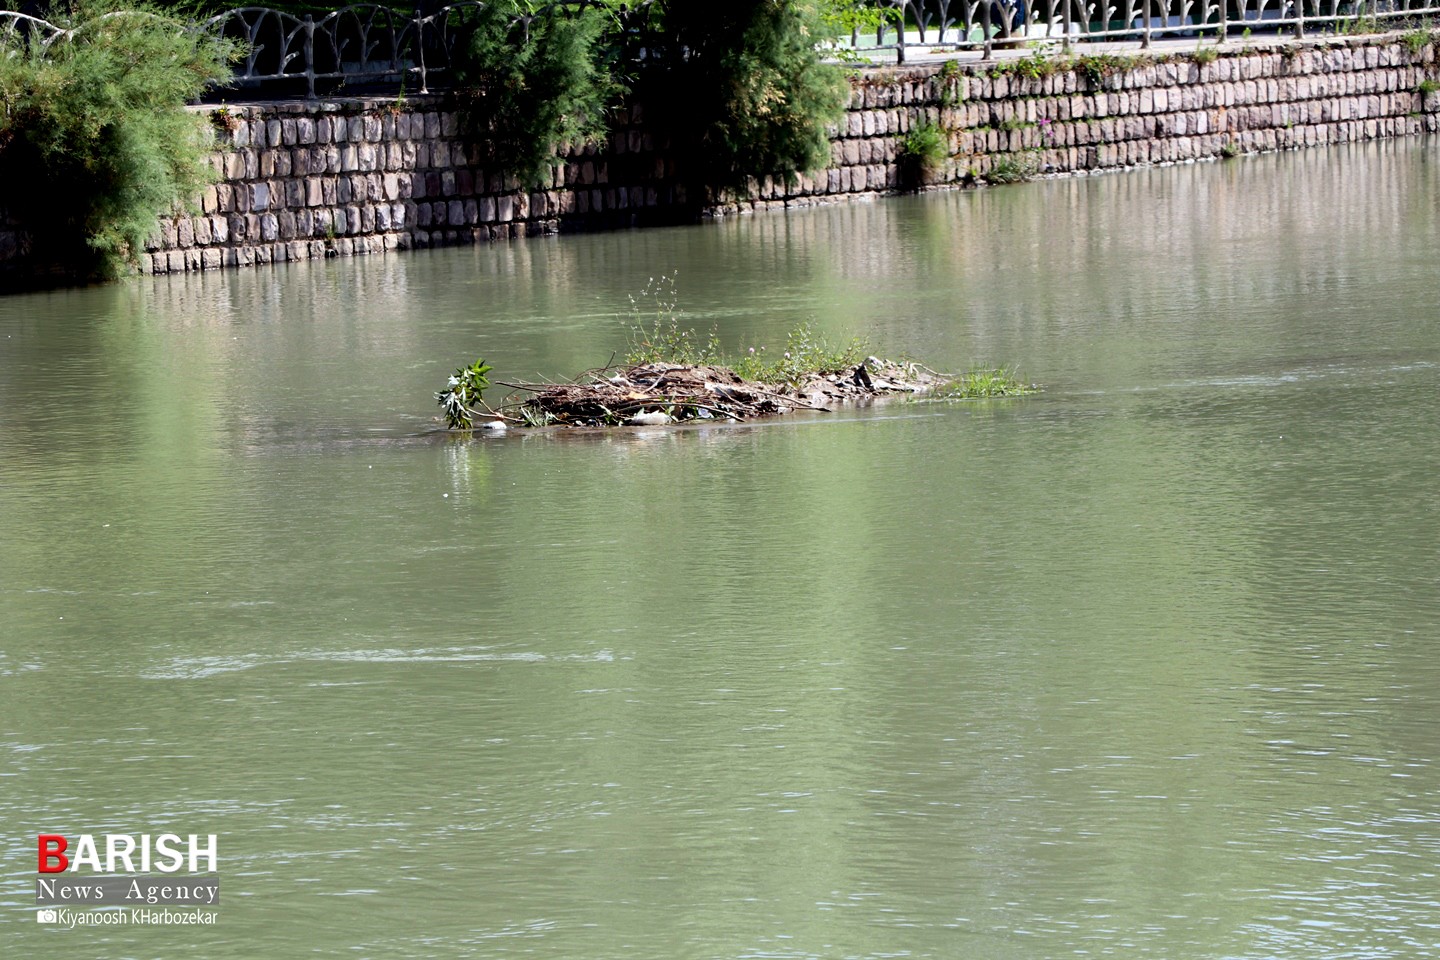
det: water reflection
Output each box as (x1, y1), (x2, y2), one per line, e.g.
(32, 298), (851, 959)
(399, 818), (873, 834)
(2, 139), (1439, 958)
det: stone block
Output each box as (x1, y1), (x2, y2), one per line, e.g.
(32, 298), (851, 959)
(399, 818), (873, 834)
(246, 182), (268, 212)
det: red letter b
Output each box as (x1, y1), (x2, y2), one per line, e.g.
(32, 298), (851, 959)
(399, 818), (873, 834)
(38, 834), (68, 873)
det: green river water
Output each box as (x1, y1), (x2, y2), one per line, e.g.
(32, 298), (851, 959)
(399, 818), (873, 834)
(3, 139), (1440, 959)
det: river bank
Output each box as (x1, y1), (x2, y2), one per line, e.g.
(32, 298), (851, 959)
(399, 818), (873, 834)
(1, 31), (1435, 281)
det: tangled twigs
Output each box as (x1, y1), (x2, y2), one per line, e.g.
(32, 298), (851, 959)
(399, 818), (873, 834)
(439, 352), (1036, 431)
(477, 358), (947, 429)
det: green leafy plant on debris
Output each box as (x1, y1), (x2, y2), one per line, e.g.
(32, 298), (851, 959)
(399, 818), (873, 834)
(435, 358), (494, 429)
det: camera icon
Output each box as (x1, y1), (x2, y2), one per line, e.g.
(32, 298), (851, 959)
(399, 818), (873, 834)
(36, 909), (58, 924)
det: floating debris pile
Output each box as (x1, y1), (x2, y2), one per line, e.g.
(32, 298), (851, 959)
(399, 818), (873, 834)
(493, 358), (950, 428)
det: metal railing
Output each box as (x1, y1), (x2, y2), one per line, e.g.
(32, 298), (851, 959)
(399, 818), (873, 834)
(1, 1), (1435, 99)
(0, 2), (634, 99)
(197, 1), (628, 97)
(843, 0), (1440, 60)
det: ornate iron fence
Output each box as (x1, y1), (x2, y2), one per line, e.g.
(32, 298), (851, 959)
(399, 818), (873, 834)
(197, 1), (635, 97)
(846, 0), (1440, 61)
(0, 2), (640, 99)
(1, 1), (1436, 98)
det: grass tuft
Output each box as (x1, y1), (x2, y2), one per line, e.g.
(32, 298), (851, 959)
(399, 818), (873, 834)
(929, 367), (1037, 399)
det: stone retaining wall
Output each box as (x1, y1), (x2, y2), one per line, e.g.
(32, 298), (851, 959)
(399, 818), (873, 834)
(10, 33), (1440, 279)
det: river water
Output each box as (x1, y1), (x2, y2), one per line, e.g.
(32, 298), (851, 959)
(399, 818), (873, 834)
(3, 139), (1439, 958)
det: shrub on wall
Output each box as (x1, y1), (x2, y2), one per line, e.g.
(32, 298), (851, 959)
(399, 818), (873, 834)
(637, 0), (849, 193)
(449, 0), (849, 196)
(0, 1), (234, 280)
(449, 1), (620, 189)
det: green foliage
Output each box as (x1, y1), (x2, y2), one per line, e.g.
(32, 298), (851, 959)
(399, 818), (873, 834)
(733, 322), (869, 386)
(1074, 53), (1137, 87)
(622, 276), (866, 387)
(1418, 78), (1439, 96)
(1340, 15), (1382, 36)
(818, 0), (900, 35)
(639, 0), (850, 191)
(816, 0), (901, 60)
(450, 1), (619, 188)
(927, 367), (1036, 399)
(0, 1), (235, 279)
(625, 273), (722, 366)
(1219, 139), (1242, 159)
(898, 119), (947, 188)
(435, 358), (494, 429)
(938, 58), (964, 106)
(990, 49), (1062, 80)
(900, 120), (947, 164)
(980, 151), (1041, 184)
(1192, 43), (1219, 66)
(1402, 27), (1435, 56)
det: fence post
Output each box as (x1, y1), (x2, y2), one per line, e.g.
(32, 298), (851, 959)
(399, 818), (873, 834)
(1063, 0), (1072, 52)
(415, 6), (429, 94)
(896, 0), (907, 63)
(304, 14), (315, 98)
